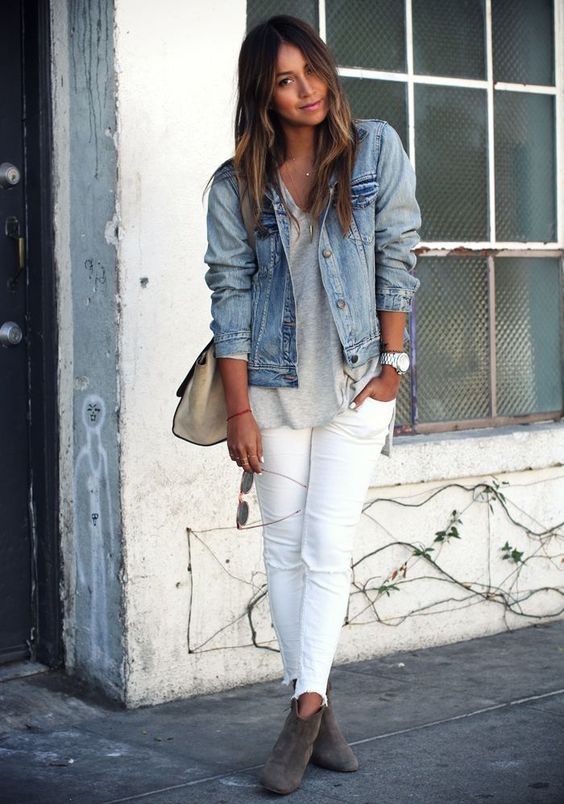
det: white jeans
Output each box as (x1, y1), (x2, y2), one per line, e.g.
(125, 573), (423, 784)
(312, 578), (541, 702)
(254, 397), (396, 708)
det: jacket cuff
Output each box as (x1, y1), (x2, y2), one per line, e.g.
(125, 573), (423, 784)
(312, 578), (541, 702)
(213, 334), (251, 357)
(218, 352), (248, 361)
(376, 287), (418, 313)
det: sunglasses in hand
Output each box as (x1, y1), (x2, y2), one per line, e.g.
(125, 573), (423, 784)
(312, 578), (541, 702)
(237, 468), (308, 530)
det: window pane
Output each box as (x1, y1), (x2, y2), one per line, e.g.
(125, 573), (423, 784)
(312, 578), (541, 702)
(494, 91), (556, 242)
(492, 0), (554, 85)
(415, 257), (490, 423)
(395, 364), (413, 428)
(415, 85), (489, 241)
(246, 1), (318, 31)
(341, 77), (407, 143)
(495, 258), (562, 416)
(412, 0), (486, 79)
(326, 0), (406, 72)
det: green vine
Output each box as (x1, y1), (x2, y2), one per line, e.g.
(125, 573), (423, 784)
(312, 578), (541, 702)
(185, 474), (564, 655)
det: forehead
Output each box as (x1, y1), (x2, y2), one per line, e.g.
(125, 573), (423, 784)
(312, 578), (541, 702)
(275, 42), (308, 72)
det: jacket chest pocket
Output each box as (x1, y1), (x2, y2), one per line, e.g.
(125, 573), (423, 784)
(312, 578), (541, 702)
(347, 173), (378, 244)
(255, 200), (278, 238)
(254, 203), (278, 274)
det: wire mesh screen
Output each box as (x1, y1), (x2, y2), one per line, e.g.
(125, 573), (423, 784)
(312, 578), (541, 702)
(340, 77), (407, 143)
(412, 0), (486, 79)
(246, 0), (318, 31)
(415, 84), (489, 242)
(495, 258), (562, 416)
(395, 362), (413, 428)
(492, 0), (554, 85)
(494, 91), (556, 243)
(326, 0), (406, 72)
(415, 257), (490, 423)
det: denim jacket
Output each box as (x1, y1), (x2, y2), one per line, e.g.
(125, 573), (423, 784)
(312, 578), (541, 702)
(204, 119), (421, 389)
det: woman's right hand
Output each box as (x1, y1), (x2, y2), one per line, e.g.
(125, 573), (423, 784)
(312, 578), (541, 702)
(227, 413), (263, 475)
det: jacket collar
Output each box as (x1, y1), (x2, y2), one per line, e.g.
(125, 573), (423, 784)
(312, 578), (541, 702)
(265, 122), (368, 202)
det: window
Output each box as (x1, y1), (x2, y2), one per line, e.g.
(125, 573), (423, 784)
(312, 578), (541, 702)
(247, 0), (563, 435)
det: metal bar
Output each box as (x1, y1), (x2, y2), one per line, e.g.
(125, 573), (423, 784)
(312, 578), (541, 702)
(492, 82), (557, 95)
(405, 0), (415, 166)
(409, 295), (418, 428)
(487, 254), (497, 418)
(318, 0), (326, 41)
(337, 67), (557, 95)
(395, 411), (563, 436)
(554, 0), (563, 245)
(417, 240), (563, 251)
(485, 0), (496, 243)
(559, 253), (564, 417)
(337, 67), (409, 82)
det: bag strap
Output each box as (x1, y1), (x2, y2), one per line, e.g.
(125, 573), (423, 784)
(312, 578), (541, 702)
(235, 173), (256, 253)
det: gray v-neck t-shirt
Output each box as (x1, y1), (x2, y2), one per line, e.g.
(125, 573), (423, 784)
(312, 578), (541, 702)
(226, 177), (394, 455)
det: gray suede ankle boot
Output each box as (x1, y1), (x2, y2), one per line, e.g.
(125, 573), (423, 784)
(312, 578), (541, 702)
(259, 694), (324, 795)
(309, 677), (359, 772)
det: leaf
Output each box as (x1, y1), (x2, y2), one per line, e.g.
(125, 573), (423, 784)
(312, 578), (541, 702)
(413, 546), (434, 557)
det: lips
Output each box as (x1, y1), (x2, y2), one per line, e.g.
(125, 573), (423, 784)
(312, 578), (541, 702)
(300, 98), (323, 110)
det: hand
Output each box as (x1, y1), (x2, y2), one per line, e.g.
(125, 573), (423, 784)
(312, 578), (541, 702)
(227, 412), (263, 475)
(351, 366), (401, 408)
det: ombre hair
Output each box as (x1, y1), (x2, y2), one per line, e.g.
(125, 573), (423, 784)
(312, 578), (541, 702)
(209, 15), (359, 237)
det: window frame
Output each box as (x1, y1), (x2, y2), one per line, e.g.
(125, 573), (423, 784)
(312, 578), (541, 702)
(246, 0), (564, 435)
(324, 0), (564, 434)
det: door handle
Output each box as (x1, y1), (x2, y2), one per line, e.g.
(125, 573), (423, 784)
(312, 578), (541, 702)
(0, 321), (23, 347)
(0, 162), (21, 189)
(5, 216), (25, 289)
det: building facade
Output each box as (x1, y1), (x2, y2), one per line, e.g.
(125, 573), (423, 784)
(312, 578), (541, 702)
(1, 0), (562, 706)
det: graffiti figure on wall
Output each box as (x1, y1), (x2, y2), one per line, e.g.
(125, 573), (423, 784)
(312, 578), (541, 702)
(73, 393), (115, 675)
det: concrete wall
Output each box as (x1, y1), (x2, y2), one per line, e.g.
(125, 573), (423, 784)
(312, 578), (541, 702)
(51, 0), (125, 700)
(53, 0), (564, 707)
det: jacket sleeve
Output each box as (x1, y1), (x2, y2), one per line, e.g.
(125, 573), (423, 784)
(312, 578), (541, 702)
(374, 122), (422, 313)
(203, 171), (257, 356)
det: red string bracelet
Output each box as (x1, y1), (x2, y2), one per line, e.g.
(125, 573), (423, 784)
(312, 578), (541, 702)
(226, 407), (252, 422)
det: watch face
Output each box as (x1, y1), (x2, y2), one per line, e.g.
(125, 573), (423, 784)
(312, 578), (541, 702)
(397, 353), (410, 373)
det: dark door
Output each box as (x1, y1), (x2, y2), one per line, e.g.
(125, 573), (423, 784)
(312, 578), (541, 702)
(0, 0), (32, 664)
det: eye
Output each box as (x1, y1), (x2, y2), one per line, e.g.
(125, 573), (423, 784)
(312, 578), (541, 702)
(278, 77), (293, 87)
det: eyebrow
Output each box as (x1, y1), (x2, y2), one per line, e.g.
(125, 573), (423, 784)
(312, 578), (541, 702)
(275, 63), (310, 78)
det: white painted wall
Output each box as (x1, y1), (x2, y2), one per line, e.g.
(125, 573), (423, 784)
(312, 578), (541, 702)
(110, 0), (564, 707)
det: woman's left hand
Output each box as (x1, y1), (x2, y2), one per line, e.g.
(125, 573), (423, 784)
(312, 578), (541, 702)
(351, 367), (401, 408)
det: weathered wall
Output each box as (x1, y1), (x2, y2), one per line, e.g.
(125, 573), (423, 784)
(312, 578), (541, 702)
(112, 0), (564, 708)
(52, 0), (564, 707)
(51, 0), (125, 700)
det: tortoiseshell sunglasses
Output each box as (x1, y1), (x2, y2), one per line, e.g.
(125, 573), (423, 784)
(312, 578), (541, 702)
(237, 468), (308, 530)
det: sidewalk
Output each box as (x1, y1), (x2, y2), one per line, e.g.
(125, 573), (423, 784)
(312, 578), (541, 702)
(1, 620), (563, 804)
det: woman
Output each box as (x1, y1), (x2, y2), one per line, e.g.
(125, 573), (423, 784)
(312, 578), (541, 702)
(203, 15), (421, 795)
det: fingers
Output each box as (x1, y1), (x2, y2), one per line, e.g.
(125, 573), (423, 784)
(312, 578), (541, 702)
(226, 423), (263, 474)
(229, 450), (261, 474)
(246, 451), (262, 475)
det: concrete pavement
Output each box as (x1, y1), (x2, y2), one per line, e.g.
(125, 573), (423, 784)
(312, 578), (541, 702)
(1, 620), (563, 803)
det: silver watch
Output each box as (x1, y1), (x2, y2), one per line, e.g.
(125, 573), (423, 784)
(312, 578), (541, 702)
(379, 351), (410, 375)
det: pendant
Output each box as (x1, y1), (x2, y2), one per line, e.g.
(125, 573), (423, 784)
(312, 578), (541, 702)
(309, 222), (313, 241)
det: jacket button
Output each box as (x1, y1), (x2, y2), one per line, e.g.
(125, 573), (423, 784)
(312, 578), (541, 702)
(322, 248), (332, 258)
(351, 354), (358, 363)
(336, 298), (346, 309)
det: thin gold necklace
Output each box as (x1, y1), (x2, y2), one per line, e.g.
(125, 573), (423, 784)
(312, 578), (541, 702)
(283, 160), (315, 241)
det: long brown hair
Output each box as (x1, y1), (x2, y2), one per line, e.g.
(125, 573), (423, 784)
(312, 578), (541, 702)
(211, 15), (359, 237)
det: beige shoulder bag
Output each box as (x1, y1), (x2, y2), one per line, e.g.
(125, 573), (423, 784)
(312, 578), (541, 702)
(172, 174), (256, 446)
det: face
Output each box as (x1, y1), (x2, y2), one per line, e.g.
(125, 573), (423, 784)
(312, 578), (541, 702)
(270, 42), (329, 129)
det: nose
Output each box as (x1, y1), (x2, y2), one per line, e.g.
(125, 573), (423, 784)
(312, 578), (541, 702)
(299, 75), (314, 98)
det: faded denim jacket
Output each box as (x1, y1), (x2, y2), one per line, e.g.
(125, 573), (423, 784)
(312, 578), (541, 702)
(203, 119), (422, 453)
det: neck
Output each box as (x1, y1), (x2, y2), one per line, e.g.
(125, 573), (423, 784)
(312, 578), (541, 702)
(280, 123), (317, 162)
